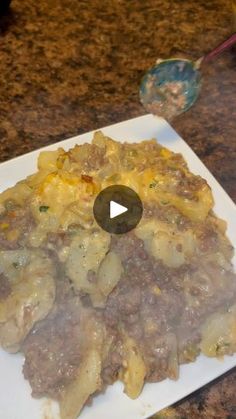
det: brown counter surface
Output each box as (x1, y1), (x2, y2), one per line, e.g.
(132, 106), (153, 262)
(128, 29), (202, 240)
(0, 1), (235, 418)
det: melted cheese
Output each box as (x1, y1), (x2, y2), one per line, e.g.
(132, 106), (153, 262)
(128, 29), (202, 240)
(0, 132), (214, 247)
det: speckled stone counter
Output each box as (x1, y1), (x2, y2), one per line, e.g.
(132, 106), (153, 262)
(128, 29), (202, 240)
(0, 1), (235, 418)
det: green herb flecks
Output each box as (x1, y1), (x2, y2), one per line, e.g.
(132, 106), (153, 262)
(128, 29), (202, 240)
(39, 205), (49, 212)
(149, 179), (159, 189)
(160, 200), (170, 205)
(12, 262), (19, 269)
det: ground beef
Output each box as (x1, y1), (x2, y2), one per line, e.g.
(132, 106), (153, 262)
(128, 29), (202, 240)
(118, 285), (141, 315)
(105, 232), (236, 385)
(143, 334), (177, 382)
(0, 273), (11, 299)
(18, 230), (236, 403)
(105, 281), (143, 336)
(22, 297), (82, 399)
(180, 288), (236, 331)
(175, 175), (205, 199)
(110, 233), (145, 262)
(47, 231), (69, 247)
(0, 205), (35, 249)
(197, 226), (218, 252)
(143, 203), (191, 231)
(105, 234), (186, 371)
(68, 143), (107, 172)
(101, 340), (123, 385)
(0, 236), (20, 250)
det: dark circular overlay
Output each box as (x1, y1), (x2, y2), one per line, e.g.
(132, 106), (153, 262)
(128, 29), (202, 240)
(93, 185), (143, 234)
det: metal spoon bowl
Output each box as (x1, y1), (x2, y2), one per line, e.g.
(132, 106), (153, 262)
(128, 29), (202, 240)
(140, 58), (201, 119)
(140, 33), (236, 120)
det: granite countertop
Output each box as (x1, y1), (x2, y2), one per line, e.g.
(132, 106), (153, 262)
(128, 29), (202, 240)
(0, 0), (235, 418)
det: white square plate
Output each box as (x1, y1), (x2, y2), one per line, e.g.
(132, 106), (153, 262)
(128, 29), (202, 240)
(0, 114), (235, 419)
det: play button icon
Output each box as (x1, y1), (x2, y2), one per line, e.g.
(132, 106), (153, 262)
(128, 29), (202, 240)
(93, 185), (143, 234)
(110, 201), (128, 219)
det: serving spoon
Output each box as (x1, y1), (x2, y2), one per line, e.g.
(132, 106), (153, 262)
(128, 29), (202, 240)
(139, 33), (236, 120)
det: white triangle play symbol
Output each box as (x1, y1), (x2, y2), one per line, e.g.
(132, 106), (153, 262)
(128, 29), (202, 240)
(110, 200), (128, 219)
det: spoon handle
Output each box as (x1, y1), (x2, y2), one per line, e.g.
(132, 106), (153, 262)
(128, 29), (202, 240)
(202, 32), (236, 64)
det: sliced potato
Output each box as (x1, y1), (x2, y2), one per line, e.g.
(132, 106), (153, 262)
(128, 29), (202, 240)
(0, 250), (55, 352)
(135, 219), (196, 268)
(97, 251), (123, 297)
(66, 229), (110, 294)
(200, 305), (236, 357)
(60, 349), (102, 419)
(121, 336), (146, 399)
